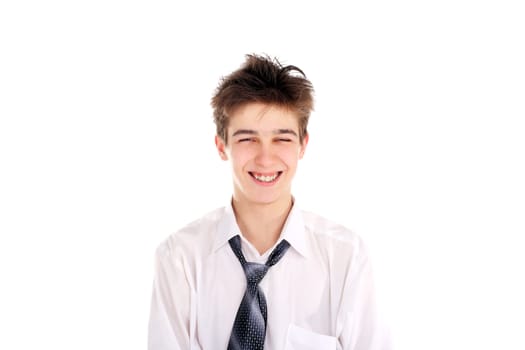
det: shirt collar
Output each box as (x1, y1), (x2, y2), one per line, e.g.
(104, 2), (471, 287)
(279, 199), (309, 258)
(213, 198), (310, 258)
(213, 201), (242, 252)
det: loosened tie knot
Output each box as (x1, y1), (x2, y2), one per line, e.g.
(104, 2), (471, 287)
(244, 262), (269, 286)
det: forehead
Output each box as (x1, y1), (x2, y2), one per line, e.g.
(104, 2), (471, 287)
(228, 103), (300, 133)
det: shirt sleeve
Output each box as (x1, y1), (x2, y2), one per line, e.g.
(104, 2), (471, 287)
(148, 243), (195, 350)
(337, 241), (392, 350)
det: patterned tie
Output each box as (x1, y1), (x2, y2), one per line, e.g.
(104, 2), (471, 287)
(227, 235), (291, 350)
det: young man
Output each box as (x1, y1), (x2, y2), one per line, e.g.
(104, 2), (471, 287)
(148, 54), (390, 350)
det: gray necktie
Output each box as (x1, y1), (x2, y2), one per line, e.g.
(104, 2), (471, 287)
(227, 235), (291, 350)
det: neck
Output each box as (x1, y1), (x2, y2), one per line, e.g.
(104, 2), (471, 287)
(232, 195), (293, 255)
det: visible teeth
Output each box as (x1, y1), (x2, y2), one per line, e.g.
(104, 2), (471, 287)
(253, 173), (278, 182)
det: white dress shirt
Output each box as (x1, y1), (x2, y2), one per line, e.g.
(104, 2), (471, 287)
(148, 201), (391, 350)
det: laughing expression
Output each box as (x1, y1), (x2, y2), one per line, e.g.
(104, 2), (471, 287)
(215, 102), (308, 206)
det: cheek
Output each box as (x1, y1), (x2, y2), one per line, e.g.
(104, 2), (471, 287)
(229, 148), (253, 168)
(280, 149), (301, 168)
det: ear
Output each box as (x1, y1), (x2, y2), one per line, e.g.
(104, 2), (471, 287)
(299, 133), (309, 159)
(215, 135), (228, 161)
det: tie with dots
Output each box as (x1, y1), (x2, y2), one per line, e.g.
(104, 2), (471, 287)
(227, 235), (291, 350)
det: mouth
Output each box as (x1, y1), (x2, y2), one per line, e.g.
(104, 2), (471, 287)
(248, 171), (283, 184)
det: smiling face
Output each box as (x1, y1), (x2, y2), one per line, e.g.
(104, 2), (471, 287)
(215, 102), (308, 207)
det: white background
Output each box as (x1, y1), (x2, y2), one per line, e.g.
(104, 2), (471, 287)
(1, 1), (524, 349)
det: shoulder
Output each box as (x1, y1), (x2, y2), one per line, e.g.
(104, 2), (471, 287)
(155, 207), (225, 260)
(301, 210), (361, 244)
(301, 209), (368, 260)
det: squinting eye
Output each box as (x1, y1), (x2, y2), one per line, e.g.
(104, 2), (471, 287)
(277, 138), (292, 142)
(239, 138), (255, 143)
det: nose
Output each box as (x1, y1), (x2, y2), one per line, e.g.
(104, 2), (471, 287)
(254, 142), (276, 167)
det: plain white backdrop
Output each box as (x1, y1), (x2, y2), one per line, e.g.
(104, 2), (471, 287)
(1, 1), (524, 349)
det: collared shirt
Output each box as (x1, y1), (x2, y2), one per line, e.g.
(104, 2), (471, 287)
(148, 201), (391, 350)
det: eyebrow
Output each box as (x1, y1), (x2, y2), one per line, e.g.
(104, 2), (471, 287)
(274, 129), (298, 137)
(232, 129), (257, 137)
(231, 129), (298, 137)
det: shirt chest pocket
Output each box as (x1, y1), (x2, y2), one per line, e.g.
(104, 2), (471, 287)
(284, 324), (337, 350)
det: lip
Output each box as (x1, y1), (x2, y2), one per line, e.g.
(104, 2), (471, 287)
(248, 171), (283, 186)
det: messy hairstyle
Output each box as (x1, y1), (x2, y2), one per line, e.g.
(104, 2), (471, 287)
(211, 54), (314, 144)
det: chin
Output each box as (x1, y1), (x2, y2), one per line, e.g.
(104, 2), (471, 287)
(233, 180), (291, 205)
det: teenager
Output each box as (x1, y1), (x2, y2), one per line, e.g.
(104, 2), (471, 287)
(148, 54), (390, 350)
